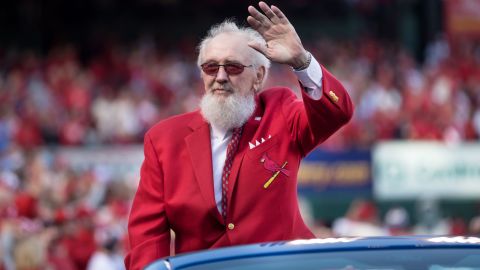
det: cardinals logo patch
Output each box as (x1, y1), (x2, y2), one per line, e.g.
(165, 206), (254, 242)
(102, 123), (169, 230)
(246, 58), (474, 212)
(260, 153), (290, 189)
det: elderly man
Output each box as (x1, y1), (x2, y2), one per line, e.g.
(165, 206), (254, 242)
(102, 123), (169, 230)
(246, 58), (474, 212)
(126, 2), (353, 269)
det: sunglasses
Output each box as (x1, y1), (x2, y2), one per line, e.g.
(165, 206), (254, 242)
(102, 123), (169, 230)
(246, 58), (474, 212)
(201, 62), (253, 76)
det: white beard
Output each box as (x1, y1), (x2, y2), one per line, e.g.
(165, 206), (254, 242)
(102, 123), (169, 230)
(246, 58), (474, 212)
(200, 91), (256, 131)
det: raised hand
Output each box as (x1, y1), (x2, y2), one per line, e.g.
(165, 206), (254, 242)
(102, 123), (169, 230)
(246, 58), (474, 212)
(247, 1), (309, 69)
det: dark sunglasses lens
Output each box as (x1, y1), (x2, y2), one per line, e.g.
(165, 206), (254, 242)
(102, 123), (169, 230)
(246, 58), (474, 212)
(201, 64), (219, 75)
(224, 64), (244, 75)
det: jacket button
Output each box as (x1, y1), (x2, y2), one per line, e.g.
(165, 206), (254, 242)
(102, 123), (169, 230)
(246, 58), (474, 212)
(227, 223), (235, 230)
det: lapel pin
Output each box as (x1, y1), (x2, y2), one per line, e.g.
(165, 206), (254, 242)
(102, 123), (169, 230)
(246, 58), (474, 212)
(328, 90), (339, 103)
(261, 154), (290, 189)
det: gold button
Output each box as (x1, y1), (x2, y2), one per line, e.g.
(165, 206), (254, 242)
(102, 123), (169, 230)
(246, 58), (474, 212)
(227, 223), (235, 230)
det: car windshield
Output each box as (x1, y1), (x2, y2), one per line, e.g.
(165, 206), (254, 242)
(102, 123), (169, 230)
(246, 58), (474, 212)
(177, 248), (480, 270)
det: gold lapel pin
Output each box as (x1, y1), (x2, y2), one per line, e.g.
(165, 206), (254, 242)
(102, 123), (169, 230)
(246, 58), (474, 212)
(263, 161), (288, 189)
(328, 91), (339, 103)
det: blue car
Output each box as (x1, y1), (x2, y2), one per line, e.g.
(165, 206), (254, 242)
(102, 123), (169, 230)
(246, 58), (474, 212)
(145, 236), (480, 270)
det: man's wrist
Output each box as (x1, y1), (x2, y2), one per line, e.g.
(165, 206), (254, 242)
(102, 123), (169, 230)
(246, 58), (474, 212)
(293, 55), (323, 100)
(293, 51), (312, 71)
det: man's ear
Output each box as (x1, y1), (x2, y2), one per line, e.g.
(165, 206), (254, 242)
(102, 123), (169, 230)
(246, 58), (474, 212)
(253, 66), (266, 93)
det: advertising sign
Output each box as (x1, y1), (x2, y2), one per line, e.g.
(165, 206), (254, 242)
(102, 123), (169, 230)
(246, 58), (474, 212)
(298, 149), (371, 194)
(373, 142), (480, 200)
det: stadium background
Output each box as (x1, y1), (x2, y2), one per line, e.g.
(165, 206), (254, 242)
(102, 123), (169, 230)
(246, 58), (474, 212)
(1, 0), (480, 269)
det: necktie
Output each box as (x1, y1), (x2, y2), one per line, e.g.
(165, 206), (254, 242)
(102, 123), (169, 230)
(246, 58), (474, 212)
(221, 127), (243, 221)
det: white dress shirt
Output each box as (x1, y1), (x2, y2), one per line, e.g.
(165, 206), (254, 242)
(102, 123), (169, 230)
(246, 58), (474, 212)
(210, 56), (323, 213)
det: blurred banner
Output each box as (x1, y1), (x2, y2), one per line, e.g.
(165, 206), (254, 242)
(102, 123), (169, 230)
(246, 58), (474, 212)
(373, 142), (480, 200)
(445, 0), (480, 38)
(298, 149), (371, 194)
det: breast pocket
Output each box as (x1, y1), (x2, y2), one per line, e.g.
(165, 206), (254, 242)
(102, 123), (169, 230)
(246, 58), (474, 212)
(243, 135), (291, 193)
(246, 135), (279, 160)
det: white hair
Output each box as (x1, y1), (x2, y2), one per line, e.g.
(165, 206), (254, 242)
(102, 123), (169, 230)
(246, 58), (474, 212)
(197, 19), (271, 85)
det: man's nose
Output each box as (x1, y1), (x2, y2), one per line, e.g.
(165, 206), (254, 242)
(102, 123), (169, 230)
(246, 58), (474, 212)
(215, 66), (229, 82)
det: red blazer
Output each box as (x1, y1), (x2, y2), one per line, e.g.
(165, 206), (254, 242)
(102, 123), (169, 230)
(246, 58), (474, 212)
(125, 66), (354, 270)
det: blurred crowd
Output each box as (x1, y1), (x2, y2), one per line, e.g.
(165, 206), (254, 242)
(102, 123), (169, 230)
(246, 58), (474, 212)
(1, 35), (480, 269)
(327, 35), (480, 149)
(1, 35), (479, 150)
(0, 149), (130, 270)
(309, 198), (480, 239)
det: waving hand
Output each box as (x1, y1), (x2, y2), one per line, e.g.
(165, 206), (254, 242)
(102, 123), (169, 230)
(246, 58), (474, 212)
(247, 2), (309, 69)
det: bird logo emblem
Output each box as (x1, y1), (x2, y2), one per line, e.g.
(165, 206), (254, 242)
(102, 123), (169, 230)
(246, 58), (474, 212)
(260, 153), (289, 188)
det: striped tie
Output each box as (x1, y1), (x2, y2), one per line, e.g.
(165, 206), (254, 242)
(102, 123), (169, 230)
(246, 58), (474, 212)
(221, 127), (242, 221)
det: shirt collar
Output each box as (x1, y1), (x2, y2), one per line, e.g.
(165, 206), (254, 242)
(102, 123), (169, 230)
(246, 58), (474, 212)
(210, 123), (229, 141)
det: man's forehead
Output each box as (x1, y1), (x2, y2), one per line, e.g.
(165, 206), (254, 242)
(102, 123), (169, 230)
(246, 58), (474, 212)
(203, 33), (252, 62)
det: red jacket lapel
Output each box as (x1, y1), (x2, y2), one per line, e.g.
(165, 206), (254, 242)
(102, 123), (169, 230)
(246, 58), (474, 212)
(185, 113), (224, 224)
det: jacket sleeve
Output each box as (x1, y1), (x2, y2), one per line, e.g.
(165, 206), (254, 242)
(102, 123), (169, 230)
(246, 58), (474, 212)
(125, 132), (171, 270)
(282, 65), (354, 156)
